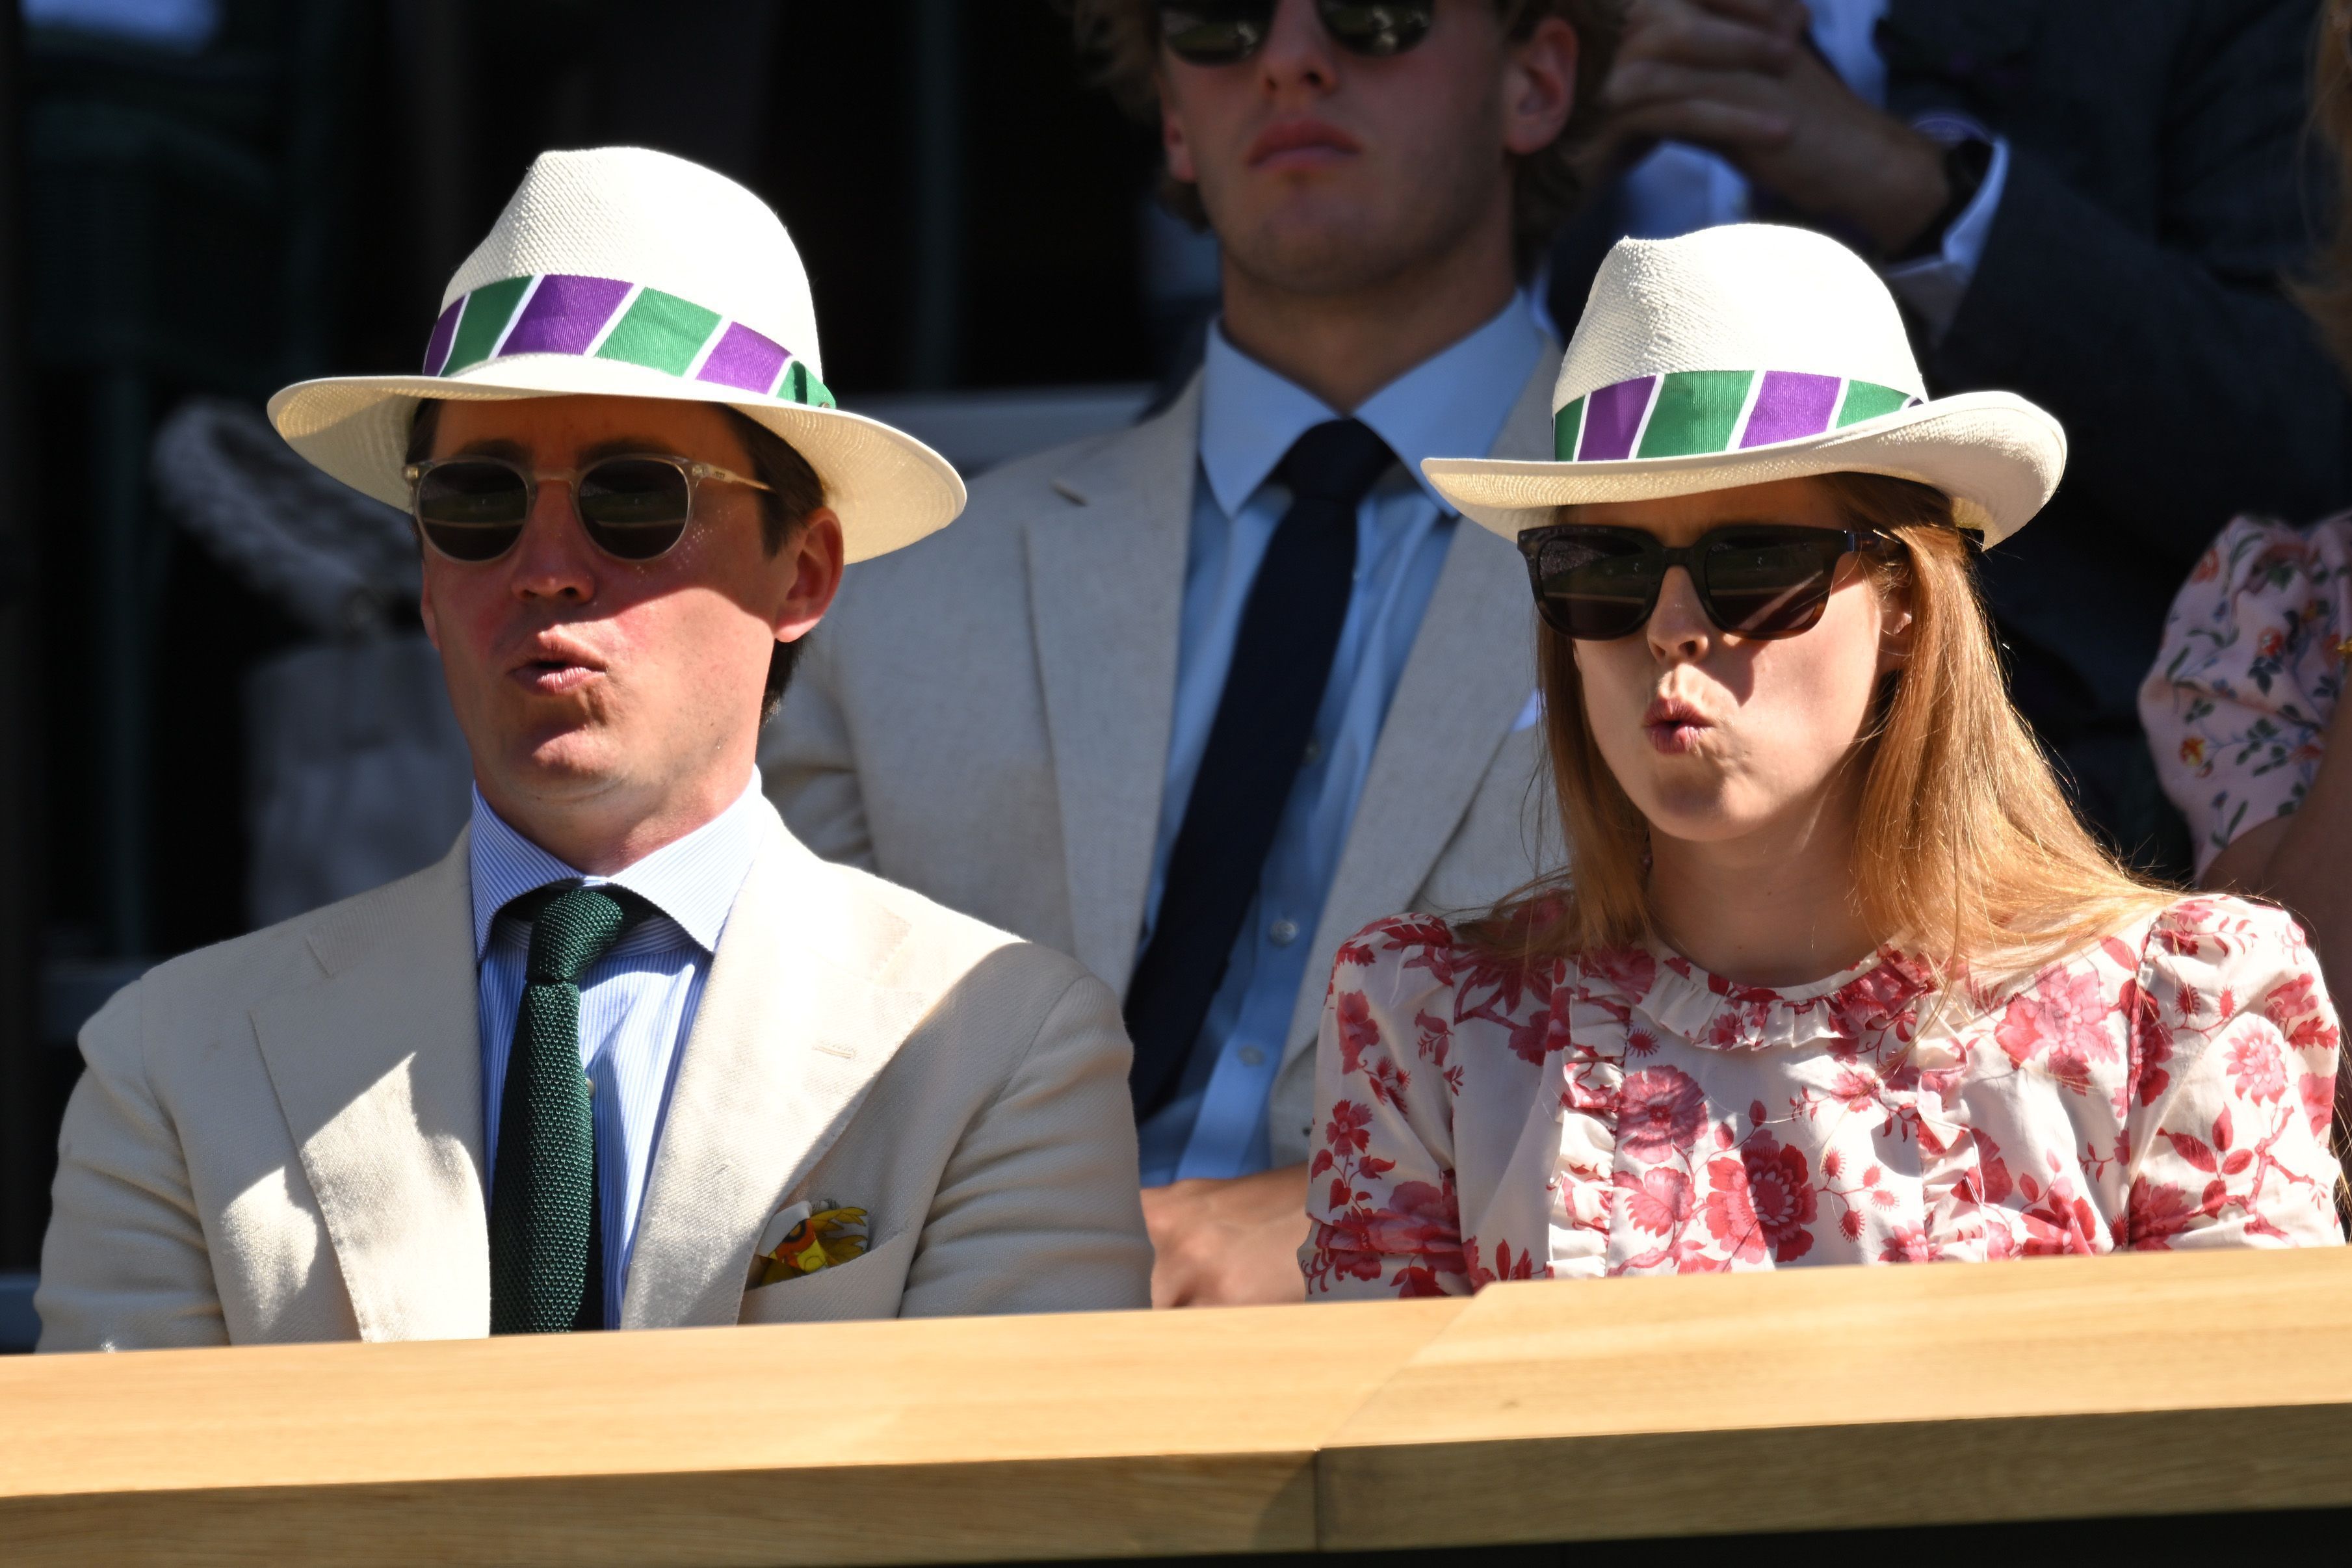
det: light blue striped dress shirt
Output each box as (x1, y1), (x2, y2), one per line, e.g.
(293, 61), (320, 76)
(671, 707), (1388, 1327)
(471, 773), (764, 1327)
(1134, 298), (1546, 1187)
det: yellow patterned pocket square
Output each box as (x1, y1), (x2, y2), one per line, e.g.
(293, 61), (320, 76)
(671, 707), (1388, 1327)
(751, 1199), (870, 1287)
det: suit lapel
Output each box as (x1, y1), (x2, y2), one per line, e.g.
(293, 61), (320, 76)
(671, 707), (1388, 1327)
(1022, 378), (1200, 993)
(621, 808), (928, 1328)
(1282, 361), (1557, 1052)
(249, 833), (488, 1341)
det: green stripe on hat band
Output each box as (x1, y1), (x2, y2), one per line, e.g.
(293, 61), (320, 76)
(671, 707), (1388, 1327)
(421, 274), (836, 408)
(1551, 371), (1923, 461)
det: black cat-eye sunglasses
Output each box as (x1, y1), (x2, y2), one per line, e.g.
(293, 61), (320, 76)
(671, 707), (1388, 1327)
(1517, 521), (1899, 642)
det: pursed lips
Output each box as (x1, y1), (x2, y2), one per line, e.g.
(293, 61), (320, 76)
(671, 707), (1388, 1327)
(506, 633), (608, 698)
(1643, 695), (1713, 755)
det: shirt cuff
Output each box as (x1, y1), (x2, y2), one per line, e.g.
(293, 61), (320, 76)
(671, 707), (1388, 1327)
(1883, 132), (2010, 343)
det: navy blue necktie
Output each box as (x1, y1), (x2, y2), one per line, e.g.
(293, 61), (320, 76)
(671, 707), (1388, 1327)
(1123, 418), (1397, 1118)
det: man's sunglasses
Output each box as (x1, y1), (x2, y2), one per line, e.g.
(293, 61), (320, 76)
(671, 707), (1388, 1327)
(1517, 522), (1897, 642)
(403, 454), (770, 564)
(1158, 0), (1434, 65)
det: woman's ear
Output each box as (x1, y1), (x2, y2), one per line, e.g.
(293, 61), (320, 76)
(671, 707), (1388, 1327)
(1876, 593), (1917, 675)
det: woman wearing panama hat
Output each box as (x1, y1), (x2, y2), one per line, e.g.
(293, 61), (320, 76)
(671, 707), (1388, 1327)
(1301, 224), (2342, 1294)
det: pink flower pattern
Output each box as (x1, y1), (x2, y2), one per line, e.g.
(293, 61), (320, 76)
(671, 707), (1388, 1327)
(1302, 896), (2344, 1298)
(2142, 512), (2352, 874)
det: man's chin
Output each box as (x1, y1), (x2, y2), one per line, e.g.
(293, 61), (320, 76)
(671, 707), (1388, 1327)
(496, 730), (631, 802)
(1218, 207), (1423, 298)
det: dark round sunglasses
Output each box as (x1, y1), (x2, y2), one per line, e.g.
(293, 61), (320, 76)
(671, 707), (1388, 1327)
(404, 453), (771, 564)
(1518, 522), (1898, 642)
(1158, 0), (1434, 65)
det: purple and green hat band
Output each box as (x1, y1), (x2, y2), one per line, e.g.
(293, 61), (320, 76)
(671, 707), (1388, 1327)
(1554, 371), (1920, 463)
(421, 274), (835, 408)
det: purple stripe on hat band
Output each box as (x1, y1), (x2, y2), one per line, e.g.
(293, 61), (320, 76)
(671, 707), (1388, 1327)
(696, 320), (790, 394)
(499, 274), (635, 358)
(1738, 371), (1844, 449)
(1577, 376), (1656, 462)
(421, 298), (464, 375)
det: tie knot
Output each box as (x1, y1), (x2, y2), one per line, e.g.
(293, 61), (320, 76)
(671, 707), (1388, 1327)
(507, 882), (646, 984)
(1277, 418), (1396, 508)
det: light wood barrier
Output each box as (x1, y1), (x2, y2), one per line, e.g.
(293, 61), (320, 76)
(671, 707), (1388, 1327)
(7, 1247), (2352, 1565)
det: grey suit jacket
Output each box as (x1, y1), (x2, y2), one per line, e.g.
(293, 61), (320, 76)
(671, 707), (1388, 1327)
(37, 806), (1152, 1350)
(763, 362), (1562, 1165)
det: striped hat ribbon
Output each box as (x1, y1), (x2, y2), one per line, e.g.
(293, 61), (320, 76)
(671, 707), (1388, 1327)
(421, 273), (835, 408)
(1556, 371), (1920, 462)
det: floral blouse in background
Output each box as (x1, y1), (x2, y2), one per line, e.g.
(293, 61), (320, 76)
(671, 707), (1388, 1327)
(2142, 513), (2352, 874)
(1301, 898), (2342, 1298)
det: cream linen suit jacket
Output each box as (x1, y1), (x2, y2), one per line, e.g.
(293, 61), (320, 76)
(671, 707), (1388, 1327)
(763, 363), (1561, 1166)
(36, 804), (1152, 1350)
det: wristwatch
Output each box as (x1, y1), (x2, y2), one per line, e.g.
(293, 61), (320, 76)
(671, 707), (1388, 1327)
(1890, 136), (1995, 265)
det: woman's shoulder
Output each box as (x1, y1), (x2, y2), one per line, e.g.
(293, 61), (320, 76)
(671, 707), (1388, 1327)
(2041, 895), (2324, 1004)
(1331, 912), (1491, 1008)
(2175, 511), (2352, 613)
(1329, 911), (1579, 1017)
(1331, 910), (1674, 1020)
(2138, 892), (2314, 960)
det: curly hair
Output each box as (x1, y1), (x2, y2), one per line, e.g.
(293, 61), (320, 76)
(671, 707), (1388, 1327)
(2295, 1), (2352, 371)
(1063, 0), (1626, 274)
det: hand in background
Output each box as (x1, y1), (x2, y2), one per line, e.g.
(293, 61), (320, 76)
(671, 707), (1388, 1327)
(1595, 0), (1950, 255)
(1141, 1162), (1311, 1308)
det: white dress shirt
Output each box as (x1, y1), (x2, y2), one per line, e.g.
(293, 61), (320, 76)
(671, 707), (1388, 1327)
(471, 772), (766, 1326)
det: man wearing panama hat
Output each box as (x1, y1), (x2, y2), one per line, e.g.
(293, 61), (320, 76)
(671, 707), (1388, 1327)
(36, 148), (1153, 1350)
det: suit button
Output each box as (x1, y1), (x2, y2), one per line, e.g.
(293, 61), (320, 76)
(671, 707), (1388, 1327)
(1269, 918), (1299, 947)
(1238, 1045), (1266, 1068)
(1301, 740), (1322, 765)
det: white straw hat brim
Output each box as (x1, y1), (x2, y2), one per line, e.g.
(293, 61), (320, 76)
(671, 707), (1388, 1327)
(1425, 390), (2064, 546)
(267, 354), (965, 564)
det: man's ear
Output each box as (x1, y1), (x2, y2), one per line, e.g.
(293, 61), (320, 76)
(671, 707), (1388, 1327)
(1159, 64), (1198, 183)
(774, 508), (846, 647)
(1502, 14), (1579, 157)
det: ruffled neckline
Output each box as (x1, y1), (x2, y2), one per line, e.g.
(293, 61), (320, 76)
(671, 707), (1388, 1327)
(1605, 941), (1941, 1052)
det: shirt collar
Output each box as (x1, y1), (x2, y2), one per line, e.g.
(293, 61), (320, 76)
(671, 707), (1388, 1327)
(466, 772), (768, 960)
(1196, 293), (1548, 522)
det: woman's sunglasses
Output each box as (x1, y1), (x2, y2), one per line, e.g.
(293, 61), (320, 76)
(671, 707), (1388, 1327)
(1517, 522), (1897, 642)
(404, 453), (771, 564)
(1158, 0), (1434, 66)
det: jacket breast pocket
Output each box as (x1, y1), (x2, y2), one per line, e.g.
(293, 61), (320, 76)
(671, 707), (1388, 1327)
(737, 1225), (918, 1326)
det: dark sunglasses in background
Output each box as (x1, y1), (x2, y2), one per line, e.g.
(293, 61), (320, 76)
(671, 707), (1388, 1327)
(1517, 522), (1898, 642)
(1158, 0), (1435, 65)
(404, 453), (772, 564)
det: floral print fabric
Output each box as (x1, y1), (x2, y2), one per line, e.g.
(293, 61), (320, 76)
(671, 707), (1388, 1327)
(2142, 513), (2352, 874)
(1302, 898), (2342, 1298)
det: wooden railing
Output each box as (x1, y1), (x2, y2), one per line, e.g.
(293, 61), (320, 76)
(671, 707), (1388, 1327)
(7, 1247), (2352, 1564)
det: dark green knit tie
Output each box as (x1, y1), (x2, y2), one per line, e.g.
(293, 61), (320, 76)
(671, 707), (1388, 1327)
(488, 882), (645, 1335)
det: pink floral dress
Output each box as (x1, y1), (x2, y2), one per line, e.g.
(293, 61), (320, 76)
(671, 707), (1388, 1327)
(1302, 898), (2342, 1298)
(2142, 513), (2352, 874)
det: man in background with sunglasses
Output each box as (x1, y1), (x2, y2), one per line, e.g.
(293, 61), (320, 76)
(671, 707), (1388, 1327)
(35, 148), (1153, 1352)
(766, 0), (1619, 1306)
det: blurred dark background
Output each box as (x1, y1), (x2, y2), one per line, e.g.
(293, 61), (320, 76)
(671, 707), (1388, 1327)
(0, 0), (1201, 1303)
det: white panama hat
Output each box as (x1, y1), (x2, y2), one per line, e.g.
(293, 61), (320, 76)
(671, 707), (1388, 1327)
(1424, 223), (2064, 546)
(267, 146), (964, 563)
